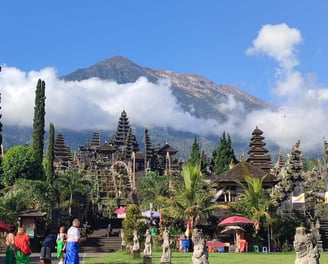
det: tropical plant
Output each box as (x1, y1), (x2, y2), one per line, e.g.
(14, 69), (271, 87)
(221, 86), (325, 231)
(138, 171), (169, 210)
(0, 178), (56, 223)
(158, 163), (227, 230)
(233, 176), (274, 233)
(53, 171), (92, 215)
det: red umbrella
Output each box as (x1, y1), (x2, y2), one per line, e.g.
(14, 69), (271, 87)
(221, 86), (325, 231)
(0, 221), (11, 232)
(218, 216), (254, 226)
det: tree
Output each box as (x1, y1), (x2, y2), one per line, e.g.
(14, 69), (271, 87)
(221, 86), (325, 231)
(0, 93), (3, 169)
(46, 123), (55, 182)
(189, 137), (208, 176)
(158, 163), (226, 229)
(0, 178), (56, 223)
(32, 79), (46, 168)
(233, 176), (273, 233)
(212, 132), (238, 174)
(189, 137), (201, 166)
(53, 171), (92, 215)
(138, 171), (169, 209)
(122, 204), (147, 244)
(1, 145), (43, 186)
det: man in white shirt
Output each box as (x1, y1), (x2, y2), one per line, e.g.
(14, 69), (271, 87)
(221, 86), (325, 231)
(64, 218), (86, 264)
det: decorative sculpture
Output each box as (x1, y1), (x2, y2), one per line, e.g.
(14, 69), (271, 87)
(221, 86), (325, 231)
(293, 226), (320, 264)
(192, 229), (209, 264)
(143, 229), (152, 256)
(132, 229), (140, 258)
(160, 229), (171, 264)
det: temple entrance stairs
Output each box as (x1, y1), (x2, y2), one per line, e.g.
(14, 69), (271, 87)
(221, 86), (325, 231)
(80, 228), (122, 253)
(320, 220), (328, 252)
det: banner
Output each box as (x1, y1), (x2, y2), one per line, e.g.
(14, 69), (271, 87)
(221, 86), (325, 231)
(292, 193), (305, 203)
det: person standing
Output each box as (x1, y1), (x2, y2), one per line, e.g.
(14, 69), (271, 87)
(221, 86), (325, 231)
(64, 218), (86, 264)
(56, 226), (67, 264)
(15, 227), (31, 264)
(5, 226), (16, 264)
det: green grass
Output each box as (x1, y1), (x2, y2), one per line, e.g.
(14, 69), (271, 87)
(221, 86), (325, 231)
(84, 250), (328, 264)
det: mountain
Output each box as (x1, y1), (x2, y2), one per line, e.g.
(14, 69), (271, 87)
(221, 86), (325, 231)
(62, 56), (274, 123)
(3, 56), (277, 159)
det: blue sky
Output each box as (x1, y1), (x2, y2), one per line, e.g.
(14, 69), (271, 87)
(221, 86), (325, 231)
(1, 1), (328, 152)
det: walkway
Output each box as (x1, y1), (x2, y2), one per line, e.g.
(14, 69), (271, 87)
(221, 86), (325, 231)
(0, 228), (122, 263)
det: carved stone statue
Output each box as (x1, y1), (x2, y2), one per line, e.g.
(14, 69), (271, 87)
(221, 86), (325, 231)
(160, 229), (171, 264)
(143, 229), (152, 256)
(294, 226), (320, 264)
(192, 229), (209, 264)
(121, 229), (126, 249)
(132, 229), (140, 258)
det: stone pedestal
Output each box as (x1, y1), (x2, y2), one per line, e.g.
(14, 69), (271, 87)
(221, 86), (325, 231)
(143, 255), (152, 264)
(133, 250), (141, 259)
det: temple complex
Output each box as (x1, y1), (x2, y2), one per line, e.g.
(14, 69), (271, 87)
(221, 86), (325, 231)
(54, 110), (181, 212)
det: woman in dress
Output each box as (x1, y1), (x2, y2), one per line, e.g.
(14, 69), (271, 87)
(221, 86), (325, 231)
(5, 226), (16, 264)
(15, 227), (31, 264)
(56, 226), (67, 264)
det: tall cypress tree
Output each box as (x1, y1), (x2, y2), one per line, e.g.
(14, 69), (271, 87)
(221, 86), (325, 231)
(212, 132), (238, 174)
(46, 123), (55, 182)
(0, 93), (2, 167)
(189, 136), (201, 166)
(32, 79), (46, 163)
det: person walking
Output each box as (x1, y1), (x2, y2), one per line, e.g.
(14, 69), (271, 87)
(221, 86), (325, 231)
(56, 226), (67, 264)
(64, 218), (86, 264)
(15, 227), (31, 264)
(5, 226), (16, 264)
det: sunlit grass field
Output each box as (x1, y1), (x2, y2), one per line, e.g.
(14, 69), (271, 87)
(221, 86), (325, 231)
(84, 250), (328, 264)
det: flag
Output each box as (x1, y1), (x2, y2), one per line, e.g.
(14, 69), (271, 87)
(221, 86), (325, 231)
(325, 192), (328, 204)
(185, 220), (191, 238)
(292, 193), (305, 203)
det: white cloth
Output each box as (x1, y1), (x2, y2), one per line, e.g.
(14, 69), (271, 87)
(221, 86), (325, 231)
(66, 226), (81, 242)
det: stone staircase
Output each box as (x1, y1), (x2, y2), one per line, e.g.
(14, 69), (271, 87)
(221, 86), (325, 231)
(320, 220), (328, 252)
(80, 228), (122, 253)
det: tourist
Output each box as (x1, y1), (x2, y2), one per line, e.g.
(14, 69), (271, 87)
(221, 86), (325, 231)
(107, 223), (112, 237)
(40, 230), (56, 264)
(5, 226), (16, 264)
(56, 226), (67, 264)
(64, 218), (86, 264)
(15, 227), (31, 264)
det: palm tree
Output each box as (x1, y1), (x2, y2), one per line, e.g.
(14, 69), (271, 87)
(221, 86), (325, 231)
(158, 163), (228, 229)
(53, 171), (92, 215)
(138, 171), (169, 209)
(233, 176), (273, 233)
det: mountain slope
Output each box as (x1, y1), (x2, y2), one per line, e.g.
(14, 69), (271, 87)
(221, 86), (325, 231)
(62, 56), (274, 123)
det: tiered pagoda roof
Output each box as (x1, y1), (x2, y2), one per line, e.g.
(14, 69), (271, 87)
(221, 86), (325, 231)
(246, 126), (272, 172)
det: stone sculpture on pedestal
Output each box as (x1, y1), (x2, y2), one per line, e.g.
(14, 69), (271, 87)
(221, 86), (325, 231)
(294, 226), (320, 264)
(192, 229), (209, 264)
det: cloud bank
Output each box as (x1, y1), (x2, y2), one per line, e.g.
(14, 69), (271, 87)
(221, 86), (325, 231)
(0, 23), (328, 154)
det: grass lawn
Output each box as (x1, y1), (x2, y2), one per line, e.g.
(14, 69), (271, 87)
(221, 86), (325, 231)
(84, 250), (328, 264)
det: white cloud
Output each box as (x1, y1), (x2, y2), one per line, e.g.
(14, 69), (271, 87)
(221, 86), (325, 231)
(243, 23), (328, 152)
(246, 23), (302, 70)
(0, 67), (219, 135)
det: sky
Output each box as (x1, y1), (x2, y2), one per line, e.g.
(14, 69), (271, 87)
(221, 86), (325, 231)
(1, 1), (328, 154)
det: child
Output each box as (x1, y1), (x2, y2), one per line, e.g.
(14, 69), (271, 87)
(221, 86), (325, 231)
(56, 226), (66, 264)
